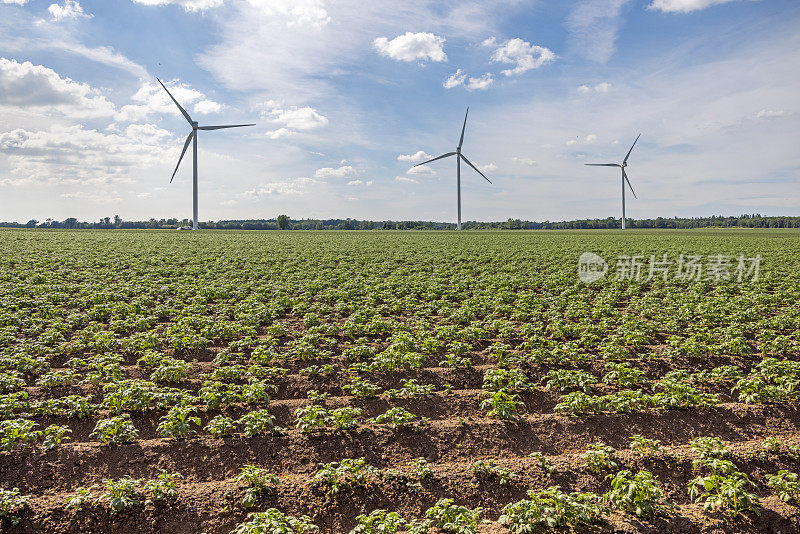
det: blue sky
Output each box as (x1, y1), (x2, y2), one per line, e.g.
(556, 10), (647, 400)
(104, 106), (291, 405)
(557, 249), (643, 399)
(0, 0), (798, 223)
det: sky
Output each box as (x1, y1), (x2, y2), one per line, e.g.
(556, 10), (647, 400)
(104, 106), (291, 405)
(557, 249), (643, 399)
(0, 0), (798, 224)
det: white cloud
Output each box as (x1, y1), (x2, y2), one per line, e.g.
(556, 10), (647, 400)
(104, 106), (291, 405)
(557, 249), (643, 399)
(443, 69), (466, 89)
(512, 157), (537, 166)
(124, 123), (173, 142)
(756, 109), (788, 120)
(0, 58), (115, 118)
(246, 0), (330, 28)
(566, 0), (632, 63)
(131, 0), (224, 12)
(579, 83), (613, 94)
(466, 73), (493, 90)
(0, 0), (28, 4)
(59, 43), (148, 78)
(194, 99), (222, 114)
(259, 101), (328, 137)
(395, 176), (419, 184)
(477, 163), (498, 172)
(0, 124), (170, 185)
(407, 165), (435, 175)
(265, 128), (293, 139)
(567, 134), (599, 146)
(48, 0), (92, 21)
(116, 80), (209, 122)
(648, 0), (735, 13)
(314, 165), (356, 178)
(489, 38), (556, 76)
(347, 179), (373, 187)
(242, 178), (316, 197)
(398, 151), (432, 162)
(373, 32), (447, 62)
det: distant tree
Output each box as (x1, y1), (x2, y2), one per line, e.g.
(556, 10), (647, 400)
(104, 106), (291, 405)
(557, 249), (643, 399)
(277, 214), (290, 230)
(113, 215), (122, 227)
(63, 217), (78, 228)
(25, 219), (38, 228)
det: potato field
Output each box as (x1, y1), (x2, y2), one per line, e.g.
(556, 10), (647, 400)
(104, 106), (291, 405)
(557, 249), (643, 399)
(1, 228), (799, 533)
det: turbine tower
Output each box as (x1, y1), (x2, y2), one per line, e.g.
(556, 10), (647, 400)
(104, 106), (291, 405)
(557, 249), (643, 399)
(585, 134), (641, 230)
(157, 78), (255, 230)
(413, 107), (492, 230)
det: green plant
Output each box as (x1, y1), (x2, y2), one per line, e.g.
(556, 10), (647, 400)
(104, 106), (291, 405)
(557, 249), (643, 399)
(412, 457), (432, 480)
(584, 443), (618, 474)
(64, 486), (95, 510)
(766, 470), (800, 504)
(529, 452), (555, 475)
(295, 404), (328, 433)
(90, 414), (139, 444)
(606, 470), (670, 518)
(384, 379), (435, 399)
(312, 458), (378, 494)
(480, 389), (522, 420)
(369, 407), (420, 429)
(0, 418), (37, 451)
(236, 465), (279, 508)
(0, 487), (29, 525)
(499, 486), (605, 531)
(149, 358), (189, 383)
(423, 498), (487, 534)
(762, 436), (783, 454)
(629, 434), (664, 458)
(156, 405), (201, 439)
(689, 469), (760, 517)
(483, 368), (531, 392)
(329, 407), (362, 430)
(350, 509), (407, 534)
(206, 415), (237, 437)
(343, 376), (379, 398)
(472, 460), (519, 485)
(40, 424), (72, 450)
(543, 369), (596, 393)
(232, 509), (318, 533)
(602, 362), (646, 388)
(144, 471), (182, 504)
(691, 436), (728, 466)
(96, 476), (140, 514)
(237, 409), (276, 437)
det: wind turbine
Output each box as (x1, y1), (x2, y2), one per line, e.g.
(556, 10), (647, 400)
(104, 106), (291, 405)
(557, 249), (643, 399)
(585, 134), (641, 230)
(413, 107), (492, 230)
(157, 78), (255, 230)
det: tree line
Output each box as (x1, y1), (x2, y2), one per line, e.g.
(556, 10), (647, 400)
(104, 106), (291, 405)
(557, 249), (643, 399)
(1, 213), (799, 230)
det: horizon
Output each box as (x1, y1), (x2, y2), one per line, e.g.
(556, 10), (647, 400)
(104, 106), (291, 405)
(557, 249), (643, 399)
(1, 0), (799, 224)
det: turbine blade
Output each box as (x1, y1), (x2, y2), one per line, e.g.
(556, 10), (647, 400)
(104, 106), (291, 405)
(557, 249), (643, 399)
(460, 153), (492, 184)
(623, 168), (637, 199)
(157, 77), (193, 125)
(413, 152), (457, 167)
(585, 163), (621, 167)
(623, 133), (641, 164)
(171, 131), (194, 183)
(198, 124), (256, 130)
(458, 107), (469, 149)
